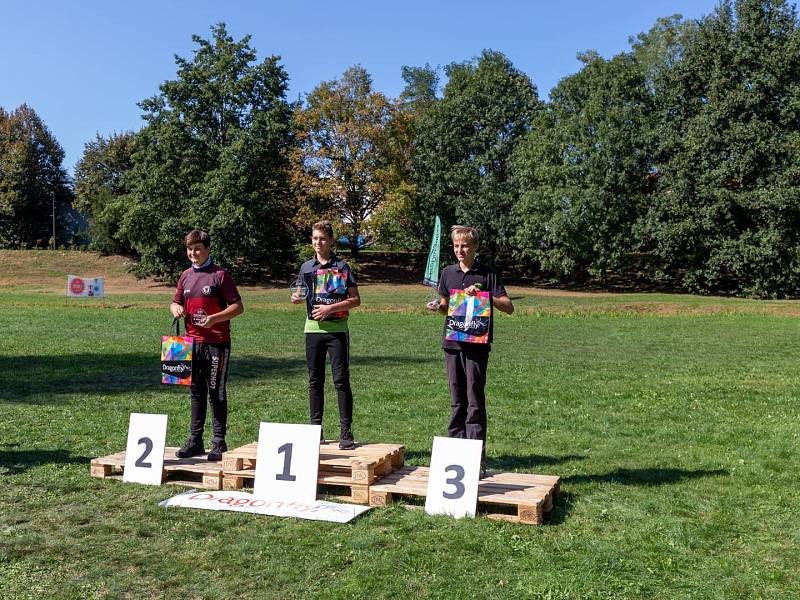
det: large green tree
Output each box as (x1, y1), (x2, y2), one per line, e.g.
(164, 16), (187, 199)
(644, 0), (800, 297)
(121, 23), (295, 279)
(0, 104), (73, 248)
(512, 51), (653, 283)
(294, 65), (394, 256)
(369, 64), (441, 251)
(413, 50), (540, 262)
(74, 132), (136, 254)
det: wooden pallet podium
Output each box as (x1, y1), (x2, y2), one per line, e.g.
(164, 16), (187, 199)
(90, 448), (224, 489)
(369, 467), (560, 525)
(92, 441), (560, 524)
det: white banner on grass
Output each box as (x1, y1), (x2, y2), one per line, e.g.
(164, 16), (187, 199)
(160, 490), (371, 523)
(67, 275), (104, 297)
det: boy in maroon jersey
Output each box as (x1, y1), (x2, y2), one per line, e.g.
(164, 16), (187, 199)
(170, 229), (244, 461)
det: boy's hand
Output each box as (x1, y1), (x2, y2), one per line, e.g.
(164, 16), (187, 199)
(464, 285), (481, 296)
(290, 293), (303, 304)
(171, 304), (186, 318)
(195, 313), (217, 328)
(311, 304), (331, 320)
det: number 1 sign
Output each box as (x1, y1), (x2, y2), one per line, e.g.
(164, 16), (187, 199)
(424, 436), (483, 518)
(253, 423), (322, 502)
(123, 413), (168, 485)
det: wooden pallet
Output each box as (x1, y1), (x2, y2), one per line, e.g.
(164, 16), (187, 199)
(221, 440), (405, 503)
(368, 467), (560, 525)
(90, 447), (224, 490)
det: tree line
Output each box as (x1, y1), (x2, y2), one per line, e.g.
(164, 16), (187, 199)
(2, 0), (800, 297)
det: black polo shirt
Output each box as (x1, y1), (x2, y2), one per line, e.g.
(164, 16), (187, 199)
(437, 261), (507, 351)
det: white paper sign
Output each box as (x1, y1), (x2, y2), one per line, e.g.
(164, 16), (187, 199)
(425, 436), (483, 518)
(160, 489), (371, 523)
(67, 275), (104, 297)
(123, 413), (168, 485)
(253, 423), (321, 502)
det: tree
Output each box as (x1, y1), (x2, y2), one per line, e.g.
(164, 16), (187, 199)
(0, 104), (73, 248)
(644, 0), (800, 297)
(369, 64), (440, 251)
(121, 23), (295, 279)
(294, 65), (394, 256)
(413, 50), (540, 262)
(512, 51), (654, 283)
(74, 132), (135, 254)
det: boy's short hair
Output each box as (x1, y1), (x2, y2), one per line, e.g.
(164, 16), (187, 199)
(450, 225), (479, 246)
(185, 229), (211, 248)
(311, 220), (334, 240)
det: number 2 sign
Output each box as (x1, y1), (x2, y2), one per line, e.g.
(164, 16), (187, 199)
(253, 423), (321, 502)
(424, 436), (483, 518)
(123, 413), (168, 485)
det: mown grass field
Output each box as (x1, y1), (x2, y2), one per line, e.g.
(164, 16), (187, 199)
(1, 251), (799, 599)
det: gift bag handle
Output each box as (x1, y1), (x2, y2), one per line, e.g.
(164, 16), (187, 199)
(172, 316), (182, 336)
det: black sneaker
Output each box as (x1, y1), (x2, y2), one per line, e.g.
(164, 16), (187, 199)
(207, 440), (228, 462)
(338, 429), (355, 450)
(175, 440), (205, 459)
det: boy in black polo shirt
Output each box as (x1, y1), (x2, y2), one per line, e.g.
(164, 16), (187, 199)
(170, 229), (244, 461)
(427, 225), (514, 473)
(291, 220), (361, 449)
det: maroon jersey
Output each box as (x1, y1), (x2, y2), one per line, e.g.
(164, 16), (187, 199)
(173, 263), (241, 343)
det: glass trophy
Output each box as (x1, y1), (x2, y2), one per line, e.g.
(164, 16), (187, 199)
(290, 277), (309, 302)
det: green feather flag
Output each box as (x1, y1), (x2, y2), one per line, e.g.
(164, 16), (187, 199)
(423, 215), (441, 288)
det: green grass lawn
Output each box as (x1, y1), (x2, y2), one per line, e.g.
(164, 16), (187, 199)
(2, 281), (799, 599)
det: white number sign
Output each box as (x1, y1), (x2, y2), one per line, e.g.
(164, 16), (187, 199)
(253, 423), (321, 502)
(123, 413), (168, 485)
(424, 436), (483, 518)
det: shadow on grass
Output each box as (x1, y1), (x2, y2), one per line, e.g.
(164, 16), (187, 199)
(490, 453), (587, 471)
(1, 353), (308, 403)
(543, 467), (728, 524)
(546, 490), (576, 525)
(2, 352), (435, 403)
(563, 467), (729, 486)
(0, 446), (91, 475)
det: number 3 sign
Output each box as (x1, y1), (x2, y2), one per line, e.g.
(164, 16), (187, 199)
(123, 413), (168, 485)
(425, 436), (483, 518)
(253, 423), (322, 502)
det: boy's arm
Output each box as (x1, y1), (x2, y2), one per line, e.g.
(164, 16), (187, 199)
(170, 302), (186, 319)
(171, 273), (187, 318)
(311, 286), (360, 319)
(290, 267), (305, 304)
(196, 270), (244, 326)
(196, 300), (244, 328)
(493, 294), (514, 315)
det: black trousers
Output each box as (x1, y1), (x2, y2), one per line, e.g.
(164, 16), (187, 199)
(444, 347), (489, 458)
(305, 332), (353, 430)
(188, 341), (231, 445)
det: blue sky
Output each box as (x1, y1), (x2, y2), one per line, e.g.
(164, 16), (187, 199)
(2, 0), (721, 175)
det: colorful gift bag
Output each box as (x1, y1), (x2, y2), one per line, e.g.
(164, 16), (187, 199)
(445, 289), (491, 344)
(305, 268), (349, 320)
(161, 318), (193, 385)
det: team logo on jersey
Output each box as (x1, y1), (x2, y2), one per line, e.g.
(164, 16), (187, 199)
(202, 285), (212, 295)
(192, 309), (208, 326)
